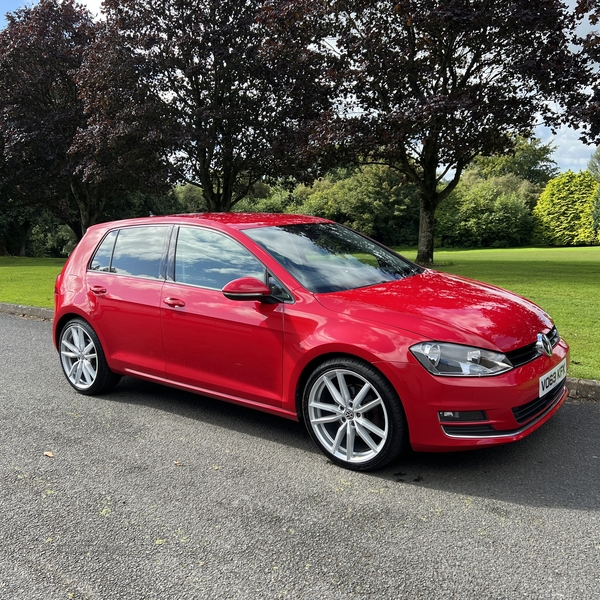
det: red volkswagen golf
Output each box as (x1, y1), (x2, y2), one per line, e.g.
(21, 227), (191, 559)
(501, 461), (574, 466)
(53, 213), (569, 470)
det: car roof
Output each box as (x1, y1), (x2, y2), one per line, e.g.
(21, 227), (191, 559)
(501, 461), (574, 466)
(88, 212), (330, 233)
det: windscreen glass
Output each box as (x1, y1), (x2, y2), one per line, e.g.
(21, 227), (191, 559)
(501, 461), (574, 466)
(245, 223), (421, 293)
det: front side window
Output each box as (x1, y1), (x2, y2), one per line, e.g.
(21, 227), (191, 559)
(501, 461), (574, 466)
(90, 226), (169, 280)
(245, 223), (421, 293)
(174, 227), (265, 290)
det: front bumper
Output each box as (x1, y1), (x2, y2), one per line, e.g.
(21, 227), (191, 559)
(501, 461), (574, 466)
(383, 339), (570, 452)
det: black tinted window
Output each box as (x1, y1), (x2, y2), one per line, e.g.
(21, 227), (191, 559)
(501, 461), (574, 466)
(90, 230), (118, 272)
(110, 226), (169, 280)
(175, 227), (264, 289)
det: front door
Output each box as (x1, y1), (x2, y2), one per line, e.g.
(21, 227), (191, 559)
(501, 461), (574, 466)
(160, 226), (284, 406)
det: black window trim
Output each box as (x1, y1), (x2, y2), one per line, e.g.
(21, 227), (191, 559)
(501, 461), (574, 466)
(88, 229), (118, 273)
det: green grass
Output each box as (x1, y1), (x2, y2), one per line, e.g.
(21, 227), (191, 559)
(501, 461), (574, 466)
(0, 257), (65, 308)
(396, 247), (600, 381)
(1, 248), (599, 379)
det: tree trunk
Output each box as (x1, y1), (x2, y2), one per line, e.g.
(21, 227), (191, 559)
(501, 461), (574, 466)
(416, 180), (439, 267)
(70, 179), (103, 235)
(66, 220), (83, 242)
(415, 203), (435, 266)
(18, 221), (33, 257)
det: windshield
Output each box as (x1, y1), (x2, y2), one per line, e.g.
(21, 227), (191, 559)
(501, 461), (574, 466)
(244, 223), (422, 293)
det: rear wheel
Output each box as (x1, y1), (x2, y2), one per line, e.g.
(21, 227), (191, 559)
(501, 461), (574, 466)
(302, 357), (406, 471)
(59, 318), (120, 395)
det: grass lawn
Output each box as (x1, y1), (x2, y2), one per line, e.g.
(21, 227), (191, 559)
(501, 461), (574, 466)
(0, 257), (65, 309)
(1, 247), (599, 380)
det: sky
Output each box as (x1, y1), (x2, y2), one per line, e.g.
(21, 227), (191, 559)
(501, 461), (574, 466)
(0, 0), (596, 173)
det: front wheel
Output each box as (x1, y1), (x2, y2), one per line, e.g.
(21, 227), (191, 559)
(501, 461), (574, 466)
(302, 357), (406, 471)
(59, 318), (120, 395)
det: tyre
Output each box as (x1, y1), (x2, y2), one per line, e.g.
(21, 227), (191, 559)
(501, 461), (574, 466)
(59, 318), (120, 395)
(302, 357), (406, 471)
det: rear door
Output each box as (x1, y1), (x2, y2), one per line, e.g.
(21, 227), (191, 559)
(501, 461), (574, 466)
(160, 226), (284, 406)
(86, 225), (170, 378)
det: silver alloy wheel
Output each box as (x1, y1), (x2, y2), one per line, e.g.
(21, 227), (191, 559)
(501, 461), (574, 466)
(307, 368), (389, 464)
(60, 323), (98, 390)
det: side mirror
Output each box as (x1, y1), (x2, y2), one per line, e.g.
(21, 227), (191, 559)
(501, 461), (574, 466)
(222, 277), (276, 302)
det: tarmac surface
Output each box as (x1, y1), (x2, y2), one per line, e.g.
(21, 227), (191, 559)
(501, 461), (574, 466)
(0, 312), (599, 599)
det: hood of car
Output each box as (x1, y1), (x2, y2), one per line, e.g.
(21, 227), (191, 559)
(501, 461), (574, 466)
(315, 270), (554, 352)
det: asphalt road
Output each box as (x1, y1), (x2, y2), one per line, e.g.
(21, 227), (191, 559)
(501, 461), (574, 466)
(1, 313), (599, 600)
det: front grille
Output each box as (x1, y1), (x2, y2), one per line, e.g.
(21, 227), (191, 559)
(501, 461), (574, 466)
(512, 379), (566, 424)
(505, 326), (560, 368)
(505, 341), (538, 368)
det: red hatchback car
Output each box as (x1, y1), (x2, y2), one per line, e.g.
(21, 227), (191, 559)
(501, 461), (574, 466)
(53, 213), (569, 470)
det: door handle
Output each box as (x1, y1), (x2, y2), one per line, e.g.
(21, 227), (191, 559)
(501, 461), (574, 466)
(90, 286), (107, 295)
(164, 297), (185, 308)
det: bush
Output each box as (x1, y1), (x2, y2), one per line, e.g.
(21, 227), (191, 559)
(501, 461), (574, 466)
(292, 166), (420, 246)
(234, 186), (299, 214)
(233, 166), (420, 246)
(27, 213), (77, 257)
(593, 189), (600, 241)
(436, 172), (535, 248)
(533, 170), (599, 245)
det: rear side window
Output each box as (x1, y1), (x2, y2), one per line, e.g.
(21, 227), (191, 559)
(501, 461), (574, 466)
(89, 226), (169, 280)
(175, 226), (264, 289)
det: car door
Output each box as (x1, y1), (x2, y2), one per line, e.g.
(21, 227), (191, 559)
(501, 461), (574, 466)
(160, 225), (284, 406)
(86, 225), (170, 378)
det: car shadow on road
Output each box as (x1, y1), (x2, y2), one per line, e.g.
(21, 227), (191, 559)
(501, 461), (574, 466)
(377, 399), (600, 511)
(107, 376), (315, 451)
(107, 378), (599, 511)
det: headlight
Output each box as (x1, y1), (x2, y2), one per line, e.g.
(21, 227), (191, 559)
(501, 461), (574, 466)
(410, 342), (513, 377)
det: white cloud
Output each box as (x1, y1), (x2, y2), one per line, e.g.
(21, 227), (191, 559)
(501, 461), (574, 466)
(536, 124), (596, 173)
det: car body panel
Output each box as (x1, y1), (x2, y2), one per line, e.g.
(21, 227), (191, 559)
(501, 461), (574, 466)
(315, 270), (553, 352)
(160, 281), (284, 406)
(53, 213), (569, 455)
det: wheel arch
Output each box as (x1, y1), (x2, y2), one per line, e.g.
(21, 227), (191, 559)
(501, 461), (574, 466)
(294, 351), (406, 427)
(53, 312), (112, 368)
(53, 311), (90, 350)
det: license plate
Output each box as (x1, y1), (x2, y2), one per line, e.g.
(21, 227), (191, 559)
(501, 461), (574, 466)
(539, 358), (567, 397)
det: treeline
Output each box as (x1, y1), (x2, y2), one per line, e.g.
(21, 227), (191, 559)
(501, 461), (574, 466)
(2, 1), (600, 262)
(235, 139), (600, 249)
(3, 139), (600, 257)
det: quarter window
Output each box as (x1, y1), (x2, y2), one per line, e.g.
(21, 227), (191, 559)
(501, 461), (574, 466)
(90, 230), (118, 272)
(175, 227), (264, 289)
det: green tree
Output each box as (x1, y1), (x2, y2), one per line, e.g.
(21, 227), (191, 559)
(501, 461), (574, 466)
(576, 1), (600, 144)
(234, 185), (299, 215)
(87, 0), (335, 212)
(533, 171), (599, 245)
(587, 146), (600, 181)
(291, 166), (420, 246)
(470, 137), (559, 186)
(590, 187), (600, 241)
(173, 185), (207, 213)
(0, 1), (171, 239)
(27, 212), (78, 258)
(0, 0), (95, 238)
